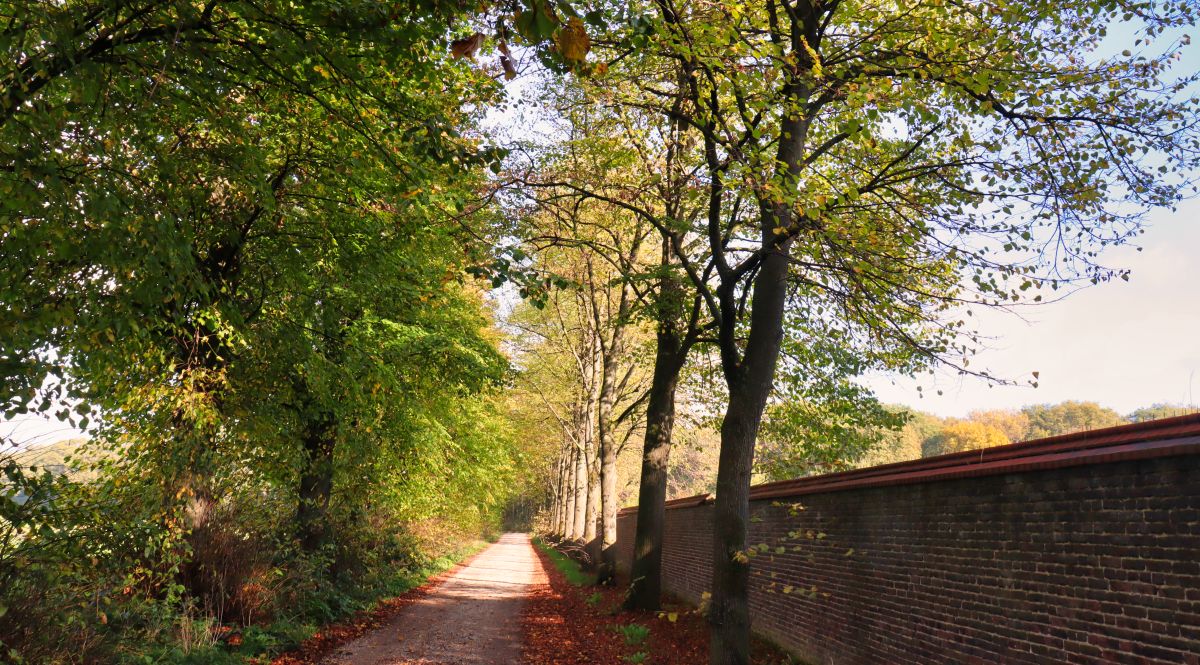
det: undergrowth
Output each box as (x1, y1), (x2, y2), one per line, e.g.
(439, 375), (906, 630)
(125, 541), (486, 665)
(532, 537), (595, 586)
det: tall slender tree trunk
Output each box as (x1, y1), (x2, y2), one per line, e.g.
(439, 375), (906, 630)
(297, 415), (336, 555)
(550, 455), (563, 535)
(596, 425), (619, 581)
(551, 457), (560, 533)
(595, 335), (624, 583)
(708, 251), (789, 664)
(582, 336), (601, 548)
(557, 448), (569, 535)
(564, 445), (579, 538)
(594, 262), (636, 583)
(559, 453), (570, 535)
(572, 440), (588, 540)
(623, 326), (686, 608)
(585, 455), (600, 544)
(583, 416), (599, 546)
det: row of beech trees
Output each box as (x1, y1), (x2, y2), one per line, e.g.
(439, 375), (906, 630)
(507, 1), (1200, 663)
(508, 182), (650, 582)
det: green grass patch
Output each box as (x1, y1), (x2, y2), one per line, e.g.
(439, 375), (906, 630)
(366, 542), (487, 601)
(532, 537), (595, 586)
(616, 622), (650, 646)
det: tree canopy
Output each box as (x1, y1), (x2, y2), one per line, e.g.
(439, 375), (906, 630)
(1, 2), (530, 661)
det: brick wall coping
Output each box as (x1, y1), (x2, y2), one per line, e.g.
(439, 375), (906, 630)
(615, 415), (1200, 515)
(747, 413), (1200, 501)
(619, 492), (709, 516)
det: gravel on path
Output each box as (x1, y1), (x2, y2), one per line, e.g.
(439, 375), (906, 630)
(323, 533), (545, 665)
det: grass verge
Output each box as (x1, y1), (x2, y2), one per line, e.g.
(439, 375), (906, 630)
(531, 537), (595, 586)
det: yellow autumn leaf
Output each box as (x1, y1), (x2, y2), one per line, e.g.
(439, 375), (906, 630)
(555, 17), (590, 63)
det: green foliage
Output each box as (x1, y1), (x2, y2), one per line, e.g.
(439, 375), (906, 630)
(117, 542), (484, 665)
(857, 408), (947, 468)
(0, 1), (530, 662)
(756, 342), (911, 479)
(1127, 404), (1200, 422)
(0, 0), (504, 417)
(616, 622), (650, 646)
(533, 538), (595, 586)
(1022, 401), (1126, 439)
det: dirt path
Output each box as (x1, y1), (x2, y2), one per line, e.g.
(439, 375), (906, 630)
(322, 533), (545, 665)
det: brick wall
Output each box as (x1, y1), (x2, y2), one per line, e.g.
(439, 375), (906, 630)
(614, 416), (1200, 664)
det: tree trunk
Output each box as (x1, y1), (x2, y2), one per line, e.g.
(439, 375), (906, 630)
(708, 211), (795, 665)
(595, 267), (636, 583)
(597, 431), (618, 582)
(297, 416), (336, 555)
(559, 453), (570, 536)
(595, 344), (623, 583)
(707, 387), (762, 665)
(552, 457), (561, 533)
(572, 441), (588, 540)
(550, 455), (563, 534)
(582, 347), (600, 548)
(557, 450), (570, 536)
(563, 446), (577, 537)
(622, 326), (686, 608)
(584, 432), (599, 545)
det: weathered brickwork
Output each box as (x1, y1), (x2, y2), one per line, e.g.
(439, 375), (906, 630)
(615, 425), (1200, 665)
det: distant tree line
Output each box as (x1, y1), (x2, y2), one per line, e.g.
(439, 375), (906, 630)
(858, 402), (1200, 468)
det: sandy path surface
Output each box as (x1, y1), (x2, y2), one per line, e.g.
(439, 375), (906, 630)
(322, 533), (545, 665)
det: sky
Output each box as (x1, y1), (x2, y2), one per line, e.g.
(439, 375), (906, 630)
(2, 413), (84, 448)
(862, 198), (1200, 417)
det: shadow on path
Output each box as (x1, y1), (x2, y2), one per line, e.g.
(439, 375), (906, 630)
(323, 533), (546, 665)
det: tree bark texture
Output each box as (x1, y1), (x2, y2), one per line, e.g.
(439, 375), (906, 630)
(623, 326), (686, 609)
(297, 415), (336, 555)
